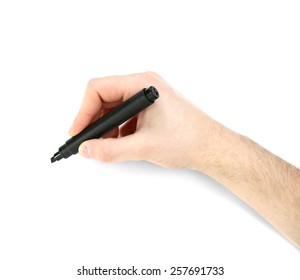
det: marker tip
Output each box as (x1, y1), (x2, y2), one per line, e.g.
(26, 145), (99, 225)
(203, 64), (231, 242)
(51, 151), (62, 163)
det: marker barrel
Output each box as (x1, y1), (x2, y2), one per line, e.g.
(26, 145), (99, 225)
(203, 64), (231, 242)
(56, 86), (159, 160)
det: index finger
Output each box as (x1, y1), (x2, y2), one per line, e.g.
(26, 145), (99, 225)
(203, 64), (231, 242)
(69, 72), (156, 136)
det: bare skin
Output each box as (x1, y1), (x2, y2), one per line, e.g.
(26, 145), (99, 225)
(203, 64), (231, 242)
(69, 72), (300, 248)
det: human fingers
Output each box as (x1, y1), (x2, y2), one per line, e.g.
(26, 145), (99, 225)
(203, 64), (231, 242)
(78, 133), (147, 163)
(69, 72), (160, 136)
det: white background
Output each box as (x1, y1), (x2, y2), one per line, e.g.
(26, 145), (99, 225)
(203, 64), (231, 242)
(0, 1), (299, 279)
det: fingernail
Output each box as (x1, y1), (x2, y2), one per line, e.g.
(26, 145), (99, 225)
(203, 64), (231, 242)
(79, 144), (90, 158)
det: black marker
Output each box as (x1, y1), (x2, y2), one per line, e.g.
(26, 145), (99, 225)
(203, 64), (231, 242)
(51, 86), (159, 163)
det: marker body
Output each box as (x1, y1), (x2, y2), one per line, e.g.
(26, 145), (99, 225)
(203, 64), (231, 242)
(51, 86), (159, 163)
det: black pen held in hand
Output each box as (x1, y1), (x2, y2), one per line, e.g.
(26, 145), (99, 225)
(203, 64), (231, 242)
(51, 86), (159, 163)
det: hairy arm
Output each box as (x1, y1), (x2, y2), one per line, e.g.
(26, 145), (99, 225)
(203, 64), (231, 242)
(194, 121), (300, 247)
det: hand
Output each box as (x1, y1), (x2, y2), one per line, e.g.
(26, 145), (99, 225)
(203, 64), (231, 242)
(69, 71), (300, 247)
(69, 72), (220, 169)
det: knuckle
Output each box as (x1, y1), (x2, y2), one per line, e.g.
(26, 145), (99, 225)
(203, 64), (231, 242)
(86, 78), (98, 91)
(142, 71), (161, 81)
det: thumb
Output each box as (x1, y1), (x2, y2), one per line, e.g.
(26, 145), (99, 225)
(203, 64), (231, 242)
(78, 135), (145, 163)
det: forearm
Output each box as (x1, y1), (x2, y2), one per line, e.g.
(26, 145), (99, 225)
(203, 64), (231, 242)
(193, 119), (300, 247)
